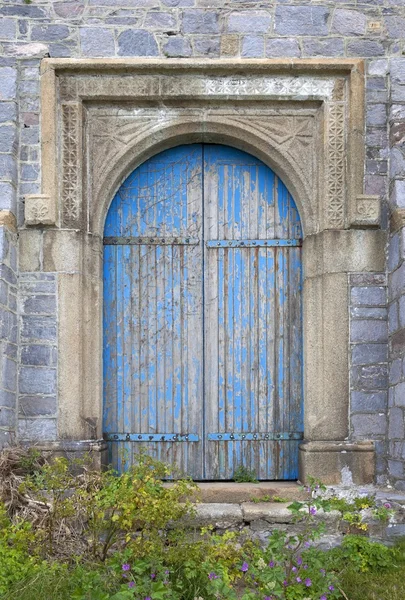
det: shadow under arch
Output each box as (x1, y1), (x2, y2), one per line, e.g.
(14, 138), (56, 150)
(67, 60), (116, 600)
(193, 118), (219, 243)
(93, 120), (313, 238)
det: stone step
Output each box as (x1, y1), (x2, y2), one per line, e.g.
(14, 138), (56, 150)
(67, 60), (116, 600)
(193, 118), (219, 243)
(191, 481), (307, 504)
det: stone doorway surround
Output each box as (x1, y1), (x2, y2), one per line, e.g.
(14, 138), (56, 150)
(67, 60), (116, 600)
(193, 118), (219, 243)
(20, 59), (386, 484)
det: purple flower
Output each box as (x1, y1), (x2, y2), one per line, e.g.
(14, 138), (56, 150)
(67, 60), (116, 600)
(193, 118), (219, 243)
(145, 597), (152, 600)
(304, 542), (311, 548)
(208, 572), (218, 580)
(292, 566), (298, 573)
(305, 578), (312, 587)
(128, 582), (135, 589)
(269, 561), (275, 568)
(320, 596), (327, 600)
(122, 564), (130, 572)
(283, 580), (288, 587)
(329, 585), (335, 591)
(150, 573), (156, 580)
(297, 556), (303, 566)
(384, 502), (391, 509)
(241, 562), (249, 572)
(165, 570), (169, 575)
(303, 565), (308, 570)
(320, 569), (326, 576)
(310, 506), (317, 515)
(296, 577), (302, 583)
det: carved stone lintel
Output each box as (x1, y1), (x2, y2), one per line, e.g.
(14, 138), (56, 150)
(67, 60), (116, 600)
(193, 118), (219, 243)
(390, 207), (405, 232)
(25, 194), (56, 226)
(351, 195), (380, 228)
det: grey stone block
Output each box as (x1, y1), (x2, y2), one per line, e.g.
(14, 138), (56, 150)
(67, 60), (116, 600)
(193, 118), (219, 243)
(347, 40), (385, 57)
(118, 30), (158, 56)
(388, 460), (404, 478)
(385, 16), (405, 38)
(19, 395), (56, 417)
(389, 232), (400, 272)
(228, 11), (271, 33)
(19, 366), (57, 395)
(266, 38), (300, 58)
(144, 11), (177, 30)
(399, 295), (405, 328)
(182, 10), (219, 34)
(21, 316), (57, 342)
(162, 0), (194, 6)
(351, 391), (387, 412)
(390, 149), (405, 179)
(394, 381), (405, 406)
(80, 28), (115, 57)
(1, 356), (16, 392)
(0, 125), (17, 154)
(366, 104), (386, 127)
(21, 164), (39, 182)
(0, 67), (17, 101)
(389, 407), (405, 439)
(0, 103), (16, 124)
(350, 273), (386, 286)
(20, 127), (39, 146)
(49, 43), (73, 58)
(194, 36), (220, 56)
(22, 294), (56, 315)
(0, 5), (46, 18)
(0, 155), (17, 181)
(242, 36), (264, 58)
(54, 2), (85, 18)
(0, 407), (14, 428)
(350, 307), (386, 319)
(0, 18), (16, 41)
(18, 418), (57, 441)
(21, 345), (54, 367)
(390, 262), (405, 301)
(0, 280), (7, 307)
(390, 358), (403, 386)
(351, 343), (388, 365)
(0, 389), (15, 409)
(0, 264), (17, 286)
(352, 413), (387, 436)
(163, 36), (192, 57)
(352, 364), (388, 390)
(351, 286), (386, 306)
(275, 6), (329, 36)
(350, 320), (388, 343)
(21, 281), (56, 294)
(31, 25), (70, 42)
(332, 9), (366, 35)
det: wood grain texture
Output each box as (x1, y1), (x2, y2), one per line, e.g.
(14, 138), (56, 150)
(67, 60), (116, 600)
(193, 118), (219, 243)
(103, 144), (303, 480)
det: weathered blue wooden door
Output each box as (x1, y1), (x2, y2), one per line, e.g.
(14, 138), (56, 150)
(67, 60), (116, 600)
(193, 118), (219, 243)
(103, 144), (303, 479)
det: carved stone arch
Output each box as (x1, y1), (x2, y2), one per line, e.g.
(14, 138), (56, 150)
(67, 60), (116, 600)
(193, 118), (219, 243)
(19, 59), (387, 484)
(93, 121), (314, 238)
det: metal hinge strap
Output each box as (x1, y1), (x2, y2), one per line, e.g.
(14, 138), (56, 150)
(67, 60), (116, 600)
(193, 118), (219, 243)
(105, 433), (199, 442)
(206, 239), (301, 248)
(103, 236), (199, 246)
(207, 432), (303, 441)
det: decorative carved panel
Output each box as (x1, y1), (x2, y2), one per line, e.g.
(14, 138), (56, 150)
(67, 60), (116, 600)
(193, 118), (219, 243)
(25, 194), (55, 226)
(39, 62), (369, 234)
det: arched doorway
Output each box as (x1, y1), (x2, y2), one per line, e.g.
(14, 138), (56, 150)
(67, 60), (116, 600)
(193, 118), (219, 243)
(103, 144), (303, 480)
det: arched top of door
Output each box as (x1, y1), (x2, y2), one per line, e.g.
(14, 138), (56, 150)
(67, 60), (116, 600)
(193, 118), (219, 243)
(94, 121), (312, 238)
(104, 144), (302, 242)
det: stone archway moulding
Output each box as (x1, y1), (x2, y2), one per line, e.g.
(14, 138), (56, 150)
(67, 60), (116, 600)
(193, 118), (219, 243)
(20, 59), (387, 483)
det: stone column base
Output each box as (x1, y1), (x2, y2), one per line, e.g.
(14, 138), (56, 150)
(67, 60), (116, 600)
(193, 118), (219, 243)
(299, 441), (375, 485)
(22, 439), (108, 471)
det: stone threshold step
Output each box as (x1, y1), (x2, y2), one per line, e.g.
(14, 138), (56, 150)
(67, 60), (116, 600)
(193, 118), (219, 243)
(191, 482), (306, 504)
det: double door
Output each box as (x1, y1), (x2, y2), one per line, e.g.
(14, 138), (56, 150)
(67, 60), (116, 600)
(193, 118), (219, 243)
(103, 144), (303, 480)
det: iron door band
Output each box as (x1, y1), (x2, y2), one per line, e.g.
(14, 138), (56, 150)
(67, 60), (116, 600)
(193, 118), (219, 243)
(206, 240), (302, 248)
(207, 432), (303, 441)
(105, 433), (199, 442)
(103, 236), (199, 245)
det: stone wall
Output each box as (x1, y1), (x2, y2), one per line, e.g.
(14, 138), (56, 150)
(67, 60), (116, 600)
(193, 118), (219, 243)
(388, 59), (405, 491)
(0, 0), (405, 485)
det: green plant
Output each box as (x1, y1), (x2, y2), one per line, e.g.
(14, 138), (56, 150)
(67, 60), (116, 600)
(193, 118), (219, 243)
(232, 465), (258, 483)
